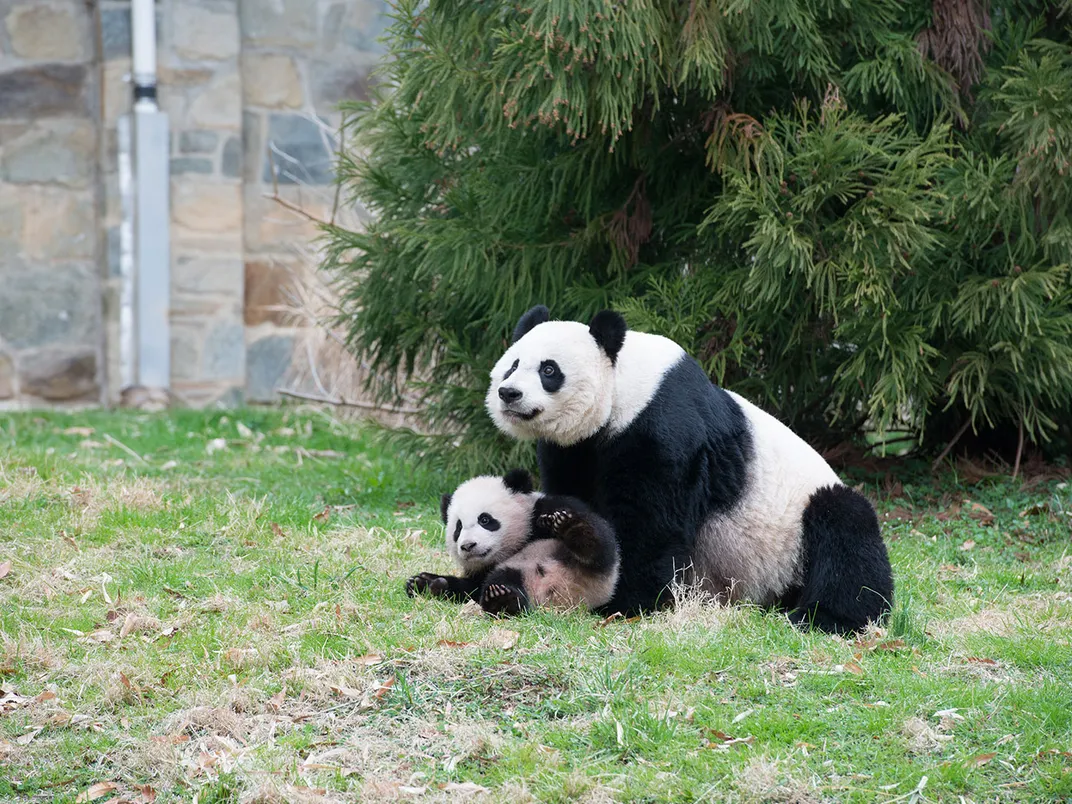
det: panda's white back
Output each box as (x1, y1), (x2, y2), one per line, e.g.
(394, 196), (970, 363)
(692, 391), (842, 605)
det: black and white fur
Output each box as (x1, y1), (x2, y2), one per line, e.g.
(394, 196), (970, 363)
(485, 305), (893, 633)
(405, 469), (620, 615)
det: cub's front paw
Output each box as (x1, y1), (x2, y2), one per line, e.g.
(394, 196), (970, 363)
(537, 509), (576, 536)
(405, 572), (450, 598)
(480, 583), (529, 617)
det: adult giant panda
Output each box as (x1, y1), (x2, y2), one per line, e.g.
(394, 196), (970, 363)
(485, 305), (893, 633)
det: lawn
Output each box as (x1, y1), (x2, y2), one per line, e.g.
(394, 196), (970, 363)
(1, 409), (1070, 803)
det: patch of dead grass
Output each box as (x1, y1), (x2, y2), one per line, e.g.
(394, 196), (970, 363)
(66, 475), (166, 530)
(736, 756), (821, 804)
(0, 463), (45, 503)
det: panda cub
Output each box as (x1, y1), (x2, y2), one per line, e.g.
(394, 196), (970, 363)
(405, 469), (619, 615)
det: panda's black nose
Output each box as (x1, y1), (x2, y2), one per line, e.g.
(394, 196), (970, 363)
(498, 386), (522, 403)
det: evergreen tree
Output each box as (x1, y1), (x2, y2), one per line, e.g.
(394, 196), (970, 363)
(325, 0), (1072, 471)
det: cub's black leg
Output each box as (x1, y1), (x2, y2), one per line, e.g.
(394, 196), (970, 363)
(479, 567), (530, 616)
(535, 496), (619, 576)
(405, 571), (484, 603)
(786, 485), (894, 634)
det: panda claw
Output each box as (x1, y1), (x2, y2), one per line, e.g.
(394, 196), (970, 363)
(538, 510), (575, 536)
(406, 572), (449, 598)
(480, 583), (528, 616)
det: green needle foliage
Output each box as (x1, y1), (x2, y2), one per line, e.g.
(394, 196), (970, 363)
(324, 0), (1072, 470)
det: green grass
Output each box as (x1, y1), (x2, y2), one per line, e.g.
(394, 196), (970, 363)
(1, 409), (1070, 803)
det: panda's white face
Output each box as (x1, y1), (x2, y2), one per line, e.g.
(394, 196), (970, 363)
(486, 321), (615, 446)
(445, 476), (536, 573)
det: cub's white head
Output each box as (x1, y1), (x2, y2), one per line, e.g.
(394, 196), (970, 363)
(486, 305), (626, 446)
(441, 469), (539, 574)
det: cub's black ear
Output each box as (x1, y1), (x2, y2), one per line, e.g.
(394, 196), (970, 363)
(589, 309), (627, 363)
(440, 493), (453, 524)
(503, 468), (535, 495)
(512, 305), (550, 343)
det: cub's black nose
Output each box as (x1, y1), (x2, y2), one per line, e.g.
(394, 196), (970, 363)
(498, 386), (522, 403)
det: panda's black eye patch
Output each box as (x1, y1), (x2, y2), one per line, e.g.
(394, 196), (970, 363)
(477, 513), (500, 531)
(503, 359), (519, 380)
(536, 564), (546, 577)
(453, 521), (462, 542)
(539, 360), (564, 393)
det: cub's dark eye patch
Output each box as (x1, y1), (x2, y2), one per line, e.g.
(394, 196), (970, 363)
(477, 513), (501, 531)
(538, 360), (564, 393)
(503, 359), (519, 380)
(453, 521), (462, 542)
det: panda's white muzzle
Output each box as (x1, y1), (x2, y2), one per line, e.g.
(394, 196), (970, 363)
(496, 385), (541, 420)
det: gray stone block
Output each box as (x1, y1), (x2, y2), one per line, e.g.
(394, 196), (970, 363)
(180, 130), (219, 154)
(0, 263), (100, 350)
(263, 113), (335, 185)
(0, 120), (96, 187)
(100, 8), (132, 60)
(0, 64), (90, 119)
(246, 334), (294, 402)
(240, 0), (317, 47)
(221, 136), (241, 178)
(5, 2), (90, 61)
(0, 351), (13, 399)
(170, 157), (214, 175)
(202, 321), (245, 380)
(241, 110), (261, 183)
(107, 225), (121, 277)
(19, 347), (98, 401)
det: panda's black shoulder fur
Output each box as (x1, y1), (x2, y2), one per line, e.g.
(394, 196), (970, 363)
(538, 355), (754, 614)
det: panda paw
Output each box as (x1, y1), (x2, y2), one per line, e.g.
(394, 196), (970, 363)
(405, 572), (450, 598)
(537, 509), (577, 536)
(480, 583), (529, 617)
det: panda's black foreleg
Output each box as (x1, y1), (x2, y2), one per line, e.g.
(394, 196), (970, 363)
(787, 484), (894, 634)
(405, 571), (486, 603)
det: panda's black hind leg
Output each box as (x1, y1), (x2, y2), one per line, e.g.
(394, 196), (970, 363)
(787, 485), (893, 634)
(479, 567), (530, 617)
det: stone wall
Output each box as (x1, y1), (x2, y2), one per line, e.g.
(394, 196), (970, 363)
(0, 0), (385, 408)
(0, 0), (103, 404)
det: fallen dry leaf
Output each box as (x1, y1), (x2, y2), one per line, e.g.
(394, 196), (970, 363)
(705, 729), (755, 750)
(0, 561), (11, 579)
(16, 727), (42, 745)
(330, 684), (364, 700)
(839, 661), (865, 675)
(359, 676), (396, 710)
(148, 734), (190, 744)
(967, 501), (995, 525)
(139, 786), (156, 804)
(960, 539), (976, 551)
(313, 506), (332, 524)
(270, 522), (286, 538)
(964, 752), (997, 768)
(205, 437), (228, 455)
(64, 426), (95, 437)
(484, 628), (520, 650)
(440, 782), (490, 794)
(34, 690), (57, 703)
(967, 656), (998, 666)
(355, 653), (383, 666)
(75, 781), (118, 803)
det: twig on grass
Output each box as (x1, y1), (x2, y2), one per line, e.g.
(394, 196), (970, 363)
(103, 433), (148, 464)
(1012, 416), (1024, 479)
(276, 388), (421, 415)
(931, 418), (972, 472)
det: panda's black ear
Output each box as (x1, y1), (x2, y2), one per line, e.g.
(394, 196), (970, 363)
(503, 468), (535, 495)
(589, 309), (627, 363)
(512, 305), (550, 343)
(440, 493), (453, 524)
